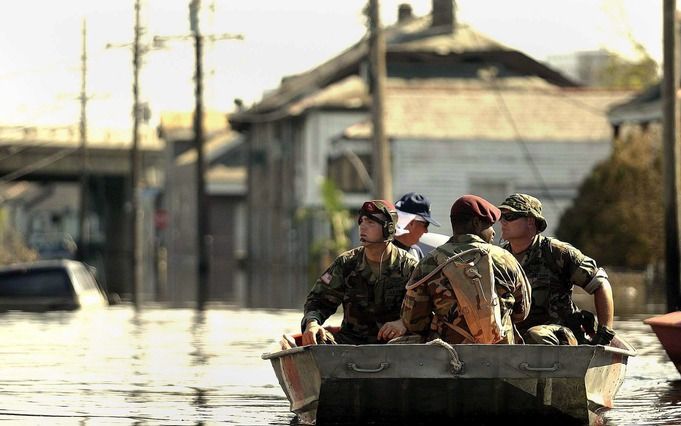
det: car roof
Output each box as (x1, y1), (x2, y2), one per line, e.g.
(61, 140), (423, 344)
(0, 259), (85, 274)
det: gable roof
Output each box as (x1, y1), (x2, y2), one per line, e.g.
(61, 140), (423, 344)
(230, 12), (577, 128)
(607, 83), (661, 125)
(337, 78), (629, 142)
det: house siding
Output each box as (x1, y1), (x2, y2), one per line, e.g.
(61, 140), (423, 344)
(302, 111), (369, 206)
(392, 138), (611, 236)
(248, 119), (307, 308)
(246, 110), (367, 308)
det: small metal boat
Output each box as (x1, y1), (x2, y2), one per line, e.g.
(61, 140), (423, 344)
(263, 331), (636, 425)
(644, 311), (681, 374)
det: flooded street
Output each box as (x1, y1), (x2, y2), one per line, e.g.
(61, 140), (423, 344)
(0, 306), (678, 425)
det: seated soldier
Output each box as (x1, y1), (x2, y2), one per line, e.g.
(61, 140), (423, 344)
(498, 193), (615, 345)
(301, 200), (418, 345)
(401, 195), (531, 344)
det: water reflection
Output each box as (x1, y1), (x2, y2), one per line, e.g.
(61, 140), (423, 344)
(659, 380), (681, 405)
(0, 307), (677, 424)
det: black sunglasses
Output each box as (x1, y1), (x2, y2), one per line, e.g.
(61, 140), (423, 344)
(501, 212), (528, 222)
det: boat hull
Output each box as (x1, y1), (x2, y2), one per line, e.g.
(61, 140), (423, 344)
(263, 337), (635, 425)
(644, 312), (681, 374)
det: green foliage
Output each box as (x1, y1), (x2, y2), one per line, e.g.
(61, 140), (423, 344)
(314, 179), (352, 258)
(596, 47), (659, 90)
(556, 128), (662, 269)
(300, 179), (353, 285)
(0, 209), (37, 265)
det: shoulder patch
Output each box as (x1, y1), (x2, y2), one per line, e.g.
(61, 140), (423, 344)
(320, 272), (332, 285)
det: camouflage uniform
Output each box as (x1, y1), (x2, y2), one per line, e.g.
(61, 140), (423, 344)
(502, 235), (602, 333)
(302, 244), (417, 345)
(499, 194), (606, 345)
(401, 234), (531, 344)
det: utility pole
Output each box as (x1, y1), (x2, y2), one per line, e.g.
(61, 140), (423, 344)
(131, 0), (143, 308)
(78, 18), (89, 262)
(156, 2), (242, 309)
(368, 0), (392, 200)
(190, 0), (209, 309)
(105, 0), (149, 307)
(663, 0), (681, 312)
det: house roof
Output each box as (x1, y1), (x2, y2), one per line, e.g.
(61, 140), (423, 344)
(337, 78), (629, 142)
(607, 83), (661, 125)
(161, 110), (245, 189)
(158, 111), (230, 141)
(176, 131), (243, 166)
(206, 165), (246, 196)
(286, 75), (368, 116)
(230, 12), (576, 127)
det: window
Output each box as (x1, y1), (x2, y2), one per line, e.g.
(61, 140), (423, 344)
(327, 153), (372, 193)
(0, 268), (73, 298)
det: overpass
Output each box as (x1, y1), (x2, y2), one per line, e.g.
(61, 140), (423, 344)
(0, 125), (164, 297)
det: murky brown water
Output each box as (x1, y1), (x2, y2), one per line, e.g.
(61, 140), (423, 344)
(0, 307), (676, 425)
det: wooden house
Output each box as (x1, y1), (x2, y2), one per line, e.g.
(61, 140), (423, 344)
(229, 0), (629, 308)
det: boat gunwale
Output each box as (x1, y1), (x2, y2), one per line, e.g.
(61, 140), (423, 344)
(262, 345), (310, 360)
(262, 340), (637, 360)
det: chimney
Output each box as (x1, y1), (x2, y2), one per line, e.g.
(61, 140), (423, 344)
(398, 4), (413, 23)
(431, 0), (455, 30)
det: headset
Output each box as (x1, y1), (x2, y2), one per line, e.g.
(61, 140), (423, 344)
(358, 200), (397, 242)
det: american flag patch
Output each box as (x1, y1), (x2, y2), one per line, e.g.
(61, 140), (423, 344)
(321, 272), (332, 285)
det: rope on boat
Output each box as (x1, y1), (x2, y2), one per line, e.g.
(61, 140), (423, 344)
(426, 338), (464, 374)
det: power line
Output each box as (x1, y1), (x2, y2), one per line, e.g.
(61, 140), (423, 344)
(0, 140), (61, 163)
(0, 147), (78, 185)
(487, 72), (559, 210)
(0, 47), (124, 81)
(154, 0), (243, 308)
(468, 28), (558, 209)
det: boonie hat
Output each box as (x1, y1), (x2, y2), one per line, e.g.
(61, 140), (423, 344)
(498, 193), (547, 232)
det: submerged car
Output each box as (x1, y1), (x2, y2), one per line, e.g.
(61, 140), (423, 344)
(0, 259), (109, 312)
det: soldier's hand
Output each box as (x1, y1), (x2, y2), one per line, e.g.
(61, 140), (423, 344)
(302, 321), (321, 346)
(591, 324), (616, 346)
(302, 321), (336, 346)
(378, 319), (406, 341)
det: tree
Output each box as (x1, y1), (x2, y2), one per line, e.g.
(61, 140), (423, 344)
(596, 45), (659, 90)
(556, 127), (662, 269)
(300, 179), (353, 284)
(0, 210), (37, 265)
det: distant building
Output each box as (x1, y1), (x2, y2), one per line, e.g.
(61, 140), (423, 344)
(545, 50), (612, 87)
(229, 0), (630, 308)
(333, 77), (628, 232)
(158, 112), (247, 306)
(607, 83), (661, 128)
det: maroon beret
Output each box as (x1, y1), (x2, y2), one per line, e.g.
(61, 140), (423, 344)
(450, 195), (501, 224)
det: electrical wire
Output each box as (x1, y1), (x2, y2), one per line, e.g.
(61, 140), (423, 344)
(488, 77), (559, 209)
(0, 147), (78, 187)
(468, 27), (558, 209)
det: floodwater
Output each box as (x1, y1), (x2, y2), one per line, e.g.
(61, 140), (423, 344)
(0, 306), (678, 425)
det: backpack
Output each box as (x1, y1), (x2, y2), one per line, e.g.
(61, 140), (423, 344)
(408, 247), (504, 344)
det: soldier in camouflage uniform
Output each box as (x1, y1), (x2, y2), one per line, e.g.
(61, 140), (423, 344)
(401, 195), (531, 344)
(498, 193), (615, 345)
(301, 200), (418, 345)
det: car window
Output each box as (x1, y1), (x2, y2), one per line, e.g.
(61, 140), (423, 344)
(0, 268), (73, 298)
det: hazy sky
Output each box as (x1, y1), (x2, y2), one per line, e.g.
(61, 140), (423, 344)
(0, 0), (663, 134)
